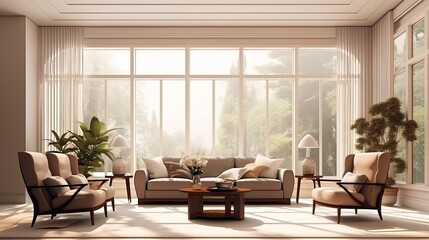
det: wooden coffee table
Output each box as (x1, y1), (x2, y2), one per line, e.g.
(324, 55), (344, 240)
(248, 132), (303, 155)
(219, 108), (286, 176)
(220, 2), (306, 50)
(180, 187), (251, 220)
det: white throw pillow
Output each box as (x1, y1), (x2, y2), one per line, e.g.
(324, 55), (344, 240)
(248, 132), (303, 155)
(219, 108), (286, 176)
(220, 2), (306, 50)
(341, 172), (367, 192)
(143, 156), (168, 178)
(217, 168), (249, 180)
(254, 154), (283, 178)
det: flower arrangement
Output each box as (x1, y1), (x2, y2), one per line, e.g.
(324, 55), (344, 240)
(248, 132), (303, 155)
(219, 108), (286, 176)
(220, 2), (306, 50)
(180, 152), (208, 176)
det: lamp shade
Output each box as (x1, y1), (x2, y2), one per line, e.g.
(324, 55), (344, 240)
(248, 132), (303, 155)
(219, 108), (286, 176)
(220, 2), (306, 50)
(298, 134), (319, 148)
(110, 134), (130, 148)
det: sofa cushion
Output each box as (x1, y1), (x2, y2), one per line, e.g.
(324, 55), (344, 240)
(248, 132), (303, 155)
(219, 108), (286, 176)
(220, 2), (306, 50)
(236, 178), (282, 190)
(255, 154), (283, 178)
(341, 172), (367, 192)
(147, 178), (192, 190)
(43, 176), (70, 197)
(217, 168), (249, 180)
(164, 162), (192, 179)
(143, 156), (168, 178)
(242, 163), (269, 178)
(201, 157), (235, 177)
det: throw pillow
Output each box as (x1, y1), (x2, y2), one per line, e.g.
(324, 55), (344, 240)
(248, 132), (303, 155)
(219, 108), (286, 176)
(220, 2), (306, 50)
(43, 176), (70, 197)
(242, 163), (269, 178)
(254, 154), (284, 178)
(66, 174), (89, 189)
(143, 156), (168, 178)
(341, 172), (367, 192)
(217, 168), (249, 180)
(164, 162), (192, 179)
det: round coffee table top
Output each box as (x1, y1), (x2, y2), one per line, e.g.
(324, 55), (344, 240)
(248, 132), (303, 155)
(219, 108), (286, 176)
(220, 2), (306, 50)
(180, 186), (251, 194)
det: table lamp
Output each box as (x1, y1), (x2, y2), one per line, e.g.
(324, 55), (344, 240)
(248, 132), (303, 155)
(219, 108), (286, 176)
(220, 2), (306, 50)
(110, 134), (130, 175)
(298, 134), (319, 175)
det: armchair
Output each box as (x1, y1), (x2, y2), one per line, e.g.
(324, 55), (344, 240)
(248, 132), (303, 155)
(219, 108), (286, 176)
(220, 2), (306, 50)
(46, 152), (116, 211)
(18, 151), (107, 227)
(312, 152), (390, 224)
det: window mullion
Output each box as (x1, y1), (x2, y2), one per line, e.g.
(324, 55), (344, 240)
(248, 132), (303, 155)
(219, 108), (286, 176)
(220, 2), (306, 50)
(185, 47), (190, 153)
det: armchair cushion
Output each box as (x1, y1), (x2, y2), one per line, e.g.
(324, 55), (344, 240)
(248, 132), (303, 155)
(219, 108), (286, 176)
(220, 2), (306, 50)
(312, 187), (364, 206)
(66, 174), (89, 189)
(43, 176), (70, 197)
(341, 172), (367, 192)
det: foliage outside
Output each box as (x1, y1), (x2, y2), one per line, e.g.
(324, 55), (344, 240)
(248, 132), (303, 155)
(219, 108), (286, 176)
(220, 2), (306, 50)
(47, 116), (118, 177)
(350, 97), (418, 187)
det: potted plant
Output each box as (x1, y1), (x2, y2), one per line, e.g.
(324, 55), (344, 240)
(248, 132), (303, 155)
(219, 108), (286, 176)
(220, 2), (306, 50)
(350, 97), (418, 205)
(47, 116), (118, 177)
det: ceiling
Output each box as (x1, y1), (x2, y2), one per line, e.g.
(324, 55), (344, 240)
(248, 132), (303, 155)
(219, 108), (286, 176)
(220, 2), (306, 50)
(0, 0), (403, 27)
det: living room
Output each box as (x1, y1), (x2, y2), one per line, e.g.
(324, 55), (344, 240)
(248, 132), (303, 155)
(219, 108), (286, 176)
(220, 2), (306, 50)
(0, 0), (429, 239)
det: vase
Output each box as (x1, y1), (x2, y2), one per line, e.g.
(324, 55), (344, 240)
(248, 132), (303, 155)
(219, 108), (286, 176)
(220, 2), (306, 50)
(192, 175), (202, 190)
(112, 158), (127, 175)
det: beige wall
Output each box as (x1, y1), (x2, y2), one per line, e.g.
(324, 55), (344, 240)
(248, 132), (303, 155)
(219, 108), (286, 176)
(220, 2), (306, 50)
(0, 16), (38, 203)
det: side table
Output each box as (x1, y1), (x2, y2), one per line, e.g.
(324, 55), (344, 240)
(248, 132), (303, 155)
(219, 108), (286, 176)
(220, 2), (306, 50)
(105, 174), (133, 202)
(295, 175), (323, 204)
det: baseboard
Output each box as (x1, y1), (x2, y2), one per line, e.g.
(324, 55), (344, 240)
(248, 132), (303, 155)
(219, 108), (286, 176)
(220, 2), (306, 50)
(397, 187), (429, 211)
(0, 194), (26, 204)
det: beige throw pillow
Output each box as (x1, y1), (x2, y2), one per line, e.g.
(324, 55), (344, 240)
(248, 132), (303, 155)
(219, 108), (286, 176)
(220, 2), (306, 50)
(66, 174), (89, 189)
(164, 162), (192, 179)
(341, 172), (367, 192)
(242, 163), (269, 178)
(43, 176), (70, 197)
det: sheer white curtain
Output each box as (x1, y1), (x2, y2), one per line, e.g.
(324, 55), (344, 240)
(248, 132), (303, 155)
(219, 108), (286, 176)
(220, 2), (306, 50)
(373, 11), (393, 103)
(336, 27), (373, 174)
(39, 27), (83, 151)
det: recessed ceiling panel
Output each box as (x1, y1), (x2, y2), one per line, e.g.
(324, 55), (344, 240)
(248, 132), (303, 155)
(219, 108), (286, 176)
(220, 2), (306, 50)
(0, 0), (403, 26)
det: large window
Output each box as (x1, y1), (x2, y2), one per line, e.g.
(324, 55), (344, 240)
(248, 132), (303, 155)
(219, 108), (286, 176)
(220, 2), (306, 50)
(83, 47), (337, 175)
(394, 17), (426, 185)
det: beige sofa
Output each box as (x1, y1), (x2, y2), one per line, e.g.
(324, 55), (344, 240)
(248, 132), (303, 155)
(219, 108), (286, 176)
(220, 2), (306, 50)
(134, 157), (295, 204)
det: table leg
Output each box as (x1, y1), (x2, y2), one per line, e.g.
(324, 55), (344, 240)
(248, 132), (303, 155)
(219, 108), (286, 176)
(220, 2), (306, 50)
(317, 179), (321, 188)
(188, 194), (203, 219)
(233, 194), (245, 220)
(225, 195), (232, 217)
(296, 177), (302, 204)
(125, 178), (131, 202)
(109, 178), (113, 187)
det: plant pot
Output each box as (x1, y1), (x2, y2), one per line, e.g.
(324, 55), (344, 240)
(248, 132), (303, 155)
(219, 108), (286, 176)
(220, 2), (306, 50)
(382, 187), (399, 206)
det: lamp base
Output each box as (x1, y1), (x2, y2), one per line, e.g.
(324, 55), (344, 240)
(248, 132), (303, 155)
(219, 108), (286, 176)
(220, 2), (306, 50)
(112, 158), (127, 175)
(301, 158), (315, 175)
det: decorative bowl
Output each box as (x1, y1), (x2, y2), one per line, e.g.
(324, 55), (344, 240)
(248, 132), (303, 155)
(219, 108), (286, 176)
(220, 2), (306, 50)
(215, 181), (234, 189)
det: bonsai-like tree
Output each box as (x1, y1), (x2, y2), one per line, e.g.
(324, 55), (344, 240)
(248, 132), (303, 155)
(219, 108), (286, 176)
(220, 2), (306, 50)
(350, 97), (418, 187)
(47, 116), (118, 177)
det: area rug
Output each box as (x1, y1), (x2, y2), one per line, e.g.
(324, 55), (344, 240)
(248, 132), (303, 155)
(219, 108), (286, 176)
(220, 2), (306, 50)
(1, 199), (428, 239)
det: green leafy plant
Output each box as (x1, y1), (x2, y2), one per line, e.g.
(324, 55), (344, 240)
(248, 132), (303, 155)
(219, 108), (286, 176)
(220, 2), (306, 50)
(350, 97), (418, 187)
(47, 116), (118, 177)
